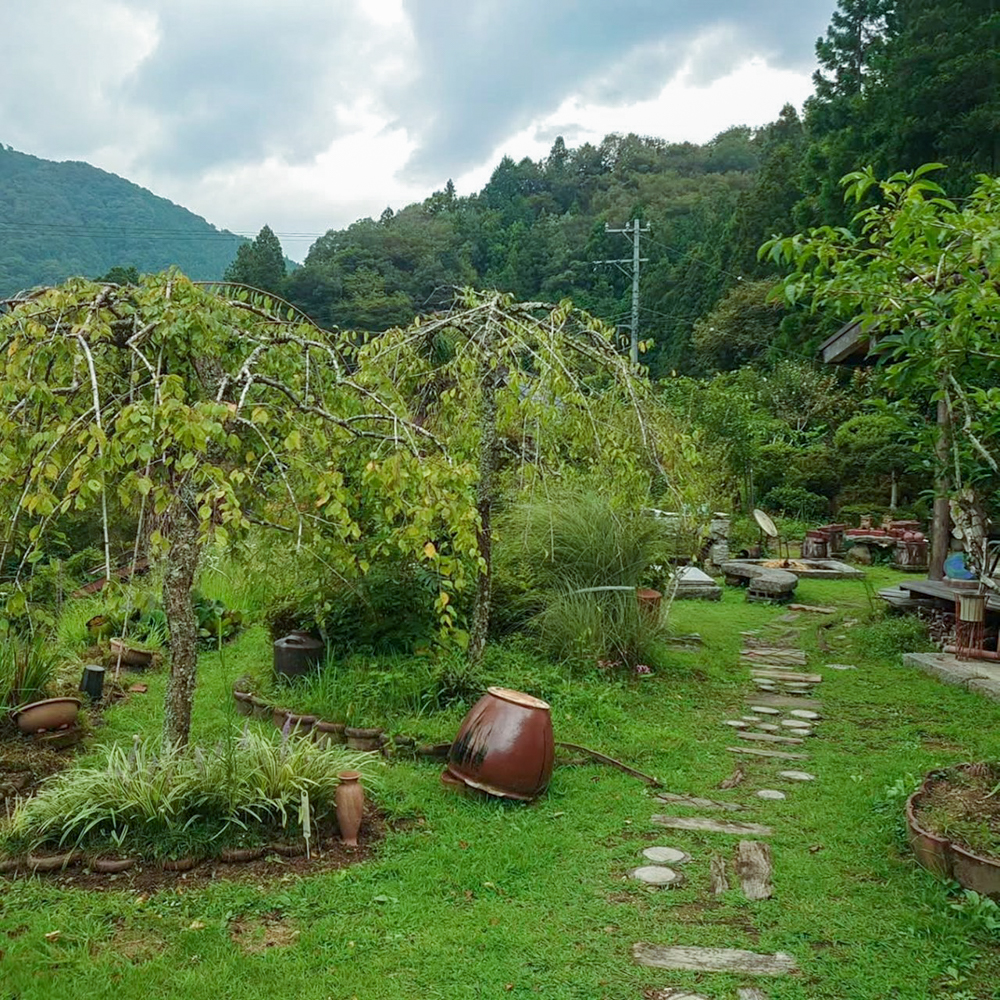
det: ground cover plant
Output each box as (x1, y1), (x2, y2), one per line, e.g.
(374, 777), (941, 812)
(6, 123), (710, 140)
(3, 566), (1000, 999)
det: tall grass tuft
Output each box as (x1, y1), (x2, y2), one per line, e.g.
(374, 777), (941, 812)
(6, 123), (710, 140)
(498, 487), (673, 671)
(7, 728), (381, 854)
(0, 638), (56, 708)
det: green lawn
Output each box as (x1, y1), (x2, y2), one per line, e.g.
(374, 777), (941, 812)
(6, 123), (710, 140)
(3, 567), (1000, 999)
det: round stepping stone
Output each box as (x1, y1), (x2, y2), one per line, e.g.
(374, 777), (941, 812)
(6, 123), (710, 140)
(790, 709), (821, 720)
(723, 719), (748, 728)
(781, 719), (812, 729)
(749, 706), (780, 715)
(630, 865), (681, 886)
(756, 789), (786, 800)
(778, 770), (816, 782)
(741, 715), (762, 723)
(642, 846), (690, 865)
(755, 723), (779, 732)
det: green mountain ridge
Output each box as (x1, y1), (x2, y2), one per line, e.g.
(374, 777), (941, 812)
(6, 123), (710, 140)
(0, 145), (245, 295)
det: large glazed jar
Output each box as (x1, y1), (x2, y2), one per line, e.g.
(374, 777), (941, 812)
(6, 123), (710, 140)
(446, 687), (554, 801)
(273, 630), (324, 680)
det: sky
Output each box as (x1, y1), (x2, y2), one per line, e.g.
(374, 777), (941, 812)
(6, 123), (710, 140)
(0, 0), (836, 261)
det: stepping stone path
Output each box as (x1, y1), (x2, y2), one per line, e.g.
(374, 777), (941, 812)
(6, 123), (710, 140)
(642, 846), (690, 865)
(630, 611), (832, 989)
(630, 865), (682, 886)
(632, 944), (797, 975)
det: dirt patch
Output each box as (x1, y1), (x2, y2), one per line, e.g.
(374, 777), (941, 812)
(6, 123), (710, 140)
(106, 922), (168, 964)
(0, 812), (385, 894)
(915, 763), (1000, 863)
(230, 910), (299, 954)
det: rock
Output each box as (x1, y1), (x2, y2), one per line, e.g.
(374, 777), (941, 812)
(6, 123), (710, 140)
(756, 789), (786, 800)
(642, 846), (690, 865)
(777, 770), (816, 782)
(630, 865), (681, 885)
(749, 706), (781, 715)
(789, 709), (821, 720)
(724, 720), (748, 728)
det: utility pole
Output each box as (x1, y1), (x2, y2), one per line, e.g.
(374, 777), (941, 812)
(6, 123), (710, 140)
(595, 219), (649, 365)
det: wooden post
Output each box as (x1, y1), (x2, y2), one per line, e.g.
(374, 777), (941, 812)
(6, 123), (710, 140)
(929, 397), (951, 581)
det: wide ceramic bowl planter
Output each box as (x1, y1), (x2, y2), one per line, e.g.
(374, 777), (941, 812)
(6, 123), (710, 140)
(13, 697), (82, 734)
(446, 687), (554, 801)
(907, 766), (1000, 897)
(109, 639), (154, 668)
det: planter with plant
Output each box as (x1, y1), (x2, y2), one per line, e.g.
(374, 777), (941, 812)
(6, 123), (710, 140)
(907, 764), (1000, 897)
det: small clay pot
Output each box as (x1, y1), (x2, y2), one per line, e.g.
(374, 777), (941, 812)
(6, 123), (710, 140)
(27, 851), (81, 872)
(250, 696), (272, 720)
(273, 707), (292, 730)
(0, 857), (21, 873)
(13, 698), (81, 735)
(335, 771), (364, 846)
(291, 714), (317, 735)
(161, 856), (199, 871)
(92, 857), (137, 873)
(233, 691), (253, 717)
(109, 639), (154, 668)
(268, 841), (306, 857)
(345, 726), (384, 751)
(220, 847), (265, 863)
(313, 720), (347, 747)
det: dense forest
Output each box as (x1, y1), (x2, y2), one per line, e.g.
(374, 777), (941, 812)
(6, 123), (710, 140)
(0, 145), (244, 294)
(221, 0), (998, 384)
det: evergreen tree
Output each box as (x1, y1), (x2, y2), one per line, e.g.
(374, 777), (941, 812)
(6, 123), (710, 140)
(223, 224), (286, 293)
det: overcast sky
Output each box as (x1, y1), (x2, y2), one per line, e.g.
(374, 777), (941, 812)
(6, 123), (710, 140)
(1, 0), (836, 260)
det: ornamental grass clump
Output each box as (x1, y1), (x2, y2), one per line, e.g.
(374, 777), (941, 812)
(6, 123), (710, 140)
(7, 728), (380, 854)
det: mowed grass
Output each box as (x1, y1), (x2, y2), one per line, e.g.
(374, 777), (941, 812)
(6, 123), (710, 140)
(3, 566), (1000, 999)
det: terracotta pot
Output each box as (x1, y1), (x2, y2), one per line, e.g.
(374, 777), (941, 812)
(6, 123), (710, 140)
(336, 771), (364, 846)
(161, 856), (198, 871)
(292, 713), (317, 735)
(250, 696), (272, 720)
(233, 691), (253, 716)
(109, 638), (154, 668)
(92, 857), (137, 873)
(273, 707), (292, 730)
(313, 720), (347, 747)
(220, 847), (265, 863)
(636, 588), (662, 616)
(27, 851), (81, 871)
(345, 726), (384, 751)
(13, 697), (81, 734)
(446, 687), (554, 801)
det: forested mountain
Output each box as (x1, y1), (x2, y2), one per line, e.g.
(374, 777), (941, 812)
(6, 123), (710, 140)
(228, 0), (994, 379)
(0, 145), (243, 295)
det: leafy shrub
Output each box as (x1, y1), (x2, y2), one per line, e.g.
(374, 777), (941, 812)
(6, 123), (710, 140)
(851, 613), (933, 660)
(761, 486), (830, 521)
(7, 729), (381, 855)
(836, 503), (923, 525)
(264, 560), (438, 655)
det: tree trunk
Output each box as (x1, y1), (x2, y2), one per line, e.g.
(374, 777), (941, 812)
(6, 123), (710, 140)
(468, 337), (500, 671)
(929, 397), (951, 581)
(161, 502), (201, 749)
(890, 469), (898, 510)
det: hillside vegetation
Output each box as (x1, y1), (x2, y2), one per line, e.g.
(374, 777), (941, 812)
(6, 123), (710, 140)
(0, 145), (243, 295)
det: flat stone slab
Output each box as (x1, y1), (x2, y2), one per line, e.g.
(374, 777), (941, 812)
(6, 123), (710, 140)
(752, 670), (823, 683)
(737, 840), (773, 901)
(749, 705), (780, 715)
(643, 846), (690, 865)
(651, 815), (772, 836)
(757, 789), (786, 800)
(724, 719), (748, 728)
(742, 715), (763, 723)
(656, 793), (744, 812)
(777, 770), (816, 782)
(789, 709), (821, 720)
(781, 719), (813, 730)
(644, 990), (710, 1000)
(630, 864), (681, 885)
(825, 663), (857, 671)
(737, 731), (804, 746)
(727, 746), (809, 761)
(756, 723), (780, 732)
(632, 943), (798, 975)
(750, 693), (823, 710)
(738, 990), (769, 1000)
(901, 651), (1000, 702)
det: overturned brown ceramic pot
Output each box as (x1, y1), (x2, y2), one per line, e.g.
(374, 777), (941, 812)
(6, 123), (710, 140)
(446, 687), (554, 801)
